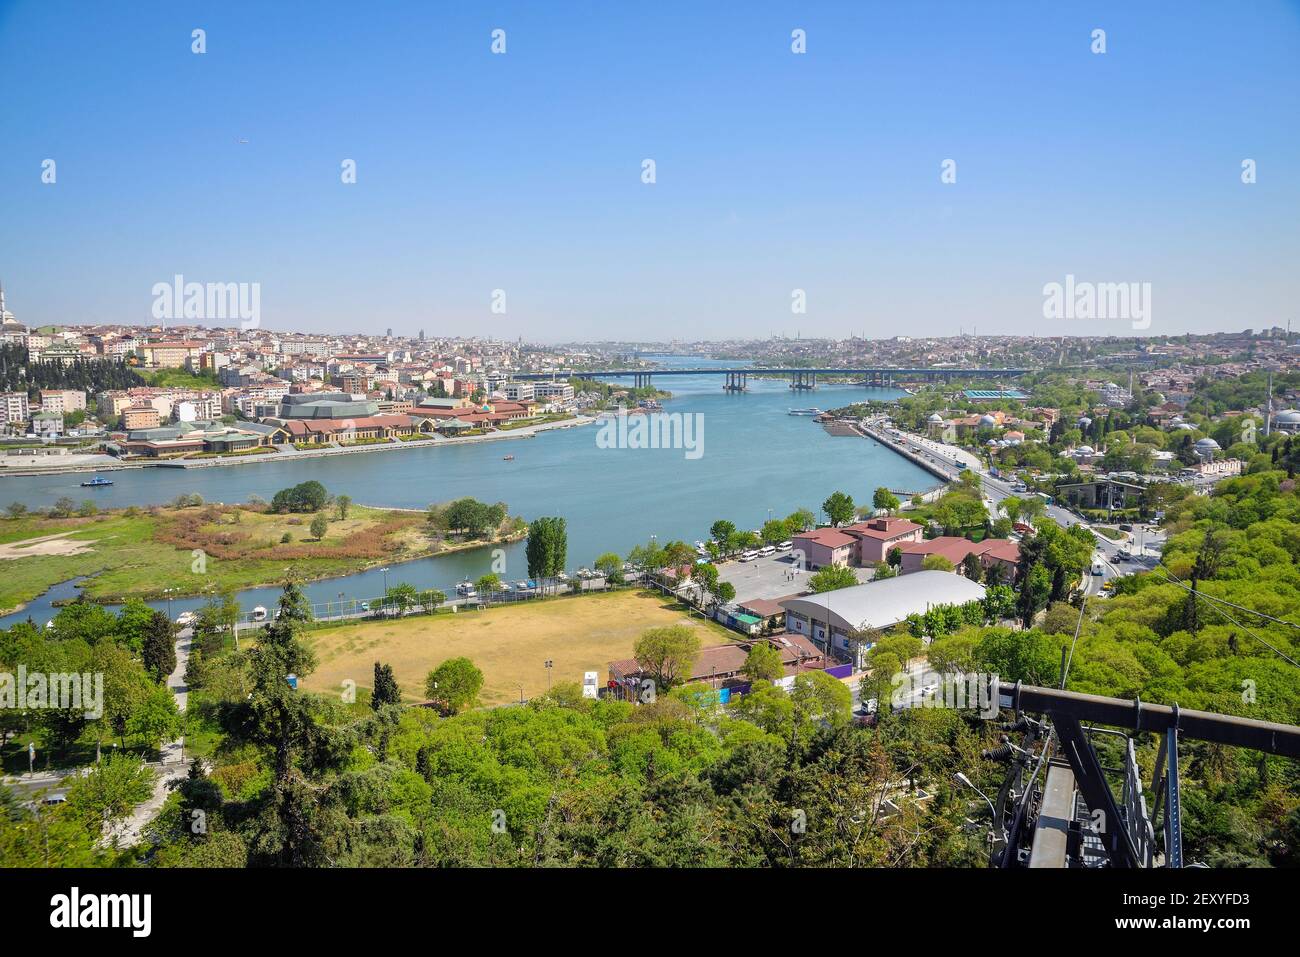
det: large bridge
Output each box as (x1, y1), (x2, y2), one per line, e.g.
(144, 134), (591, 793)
(515, 367), (1029, 391)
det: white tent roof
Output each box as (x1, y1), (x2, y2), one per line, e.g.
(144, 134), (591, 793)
(780, 570), (986, 634)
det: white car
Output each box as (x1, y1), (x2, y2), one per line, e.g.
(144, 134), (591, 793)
(739, 551), (759, 562)
(777, 540), (793, 550)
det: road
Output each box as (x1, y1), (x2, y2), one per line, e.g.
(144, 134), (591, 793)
(880, 421), (1165, 596)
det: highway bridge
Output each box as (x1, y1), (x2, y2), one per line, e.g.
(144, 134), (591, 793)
(514, 367), (1031, 391)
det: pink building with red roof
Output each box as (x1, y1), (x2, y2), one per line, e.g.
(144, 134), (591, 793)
(893, 536), (1022, 578)
(842, 517), (924, 565)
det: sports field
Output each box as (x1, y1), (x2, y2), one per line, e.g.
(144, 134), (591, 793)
(301, 589), (734, 705)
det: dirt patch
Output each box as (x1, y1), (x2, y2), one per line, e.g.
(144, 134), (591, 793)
(0, 532), (95, 560)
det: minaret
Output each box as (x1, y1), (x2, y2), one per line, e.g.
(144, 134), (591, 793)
(1265, 368), (1274, 437)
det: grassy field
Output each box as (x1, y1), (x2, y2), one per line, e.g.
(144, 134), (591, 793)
(0, 503), (518, 613)
(300, 589), (736, 706)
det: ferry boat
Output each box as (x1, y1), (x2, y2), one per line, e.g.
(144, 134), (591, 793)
(80, 476), (113, 487)
(788, 408), (823, 416)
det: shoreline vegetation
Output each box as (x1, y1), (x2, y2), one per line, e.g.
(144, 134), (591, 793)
(0, 491), (525, 616)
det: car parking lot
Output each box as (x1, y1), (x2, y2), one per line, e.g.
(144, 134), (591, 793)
(716, 549), (873, 604)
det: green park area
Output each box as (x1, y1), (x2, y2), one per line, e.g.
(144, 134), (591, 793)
(0, 489), (523, 614)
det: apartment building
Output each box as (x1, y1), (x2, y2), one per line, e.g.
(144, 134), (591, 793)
(0, 392), (30, 430)
(39, 389), (87, 415)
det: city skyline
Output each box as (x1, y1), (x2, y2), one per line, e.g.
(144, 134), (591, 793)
(3, 1), (1299, 340)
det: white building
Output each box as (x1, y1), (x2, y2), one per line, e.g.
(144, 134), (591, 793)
(502, 381), (535, 402)
(781, 571), (987, 668)
(0, 392), (30, 430)
(532, 381), (575, 402)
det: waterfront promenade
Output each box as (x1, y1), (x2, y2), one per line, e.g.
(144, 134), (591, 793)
(0, 415), (596, 478)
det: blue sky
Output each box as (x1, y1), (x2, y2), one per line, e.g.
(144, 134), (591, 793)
(2, 0), (1298, 341)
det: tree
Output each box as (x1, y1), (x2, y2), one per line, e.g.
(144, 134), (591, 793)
(5, 502), (27, 519)
(309, 514), (329, 541)
(335, 495), (352, 520)
(372, 662), (402, 710)
(418, 589), (446, 614)
(741, 642), (784, 682)
(693, 562), (719, 597)
(270, 480), (328, 513)
(594, 552), (624, 583)
(710, 519), (737, 546)
(1017, 563), (1052, 628)
(761, 519), (788, 544)
(526, 516), (568, 578)
(873, 487), (901, 514)
(127, 682), (182, 750)
(444, 497), (500, 537)
(822, 490), (856, 526)
(921, 554), (956, 573)
(384, 583), (418, 615)
(808, 565), (857, 593)
(141, 611), (177, 682)
(661, 540), (696, 578)
(790, 670), (851, 726)
(424, 658), (483, 714)
(216, 580), (338, 867)
(715, 581), (736, 605)
(633, 625), (701, 692)
(786, 508), (816, 533)
(65, 752), (154, 830)
(475, 573), (502, 594)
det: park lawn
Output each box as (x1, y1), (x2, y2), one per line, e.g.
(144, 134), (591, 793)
(300, 589), (735, 706)
(0, 504), (504, 613)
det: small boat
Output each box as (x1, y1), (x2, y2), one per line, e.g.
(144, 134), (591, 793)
(456, 581), (478, 599)
(788, 408), (823, 416)
(502, 454), (515, 461)
(81, 476), (113, 487)
(251, 605), (268, 621)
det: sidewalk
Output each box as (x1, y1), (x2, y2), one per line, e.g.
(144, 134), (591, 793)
(99, 627), (192, 849)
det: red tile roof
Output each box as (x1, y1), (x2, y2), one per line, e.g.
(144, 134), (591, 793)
(793, 528), (857, 549)
(895, 536), (1021, 565)
(844, 517), (922, 540)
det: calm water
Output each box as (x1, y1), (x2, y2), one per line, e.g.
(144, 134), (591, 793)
(0, 357), (929, 625)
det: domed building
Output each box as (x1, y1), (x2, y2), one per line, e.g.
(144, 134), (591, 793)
(1273, 409), (1300, 434)
(1194, 437), (1221, 462)
(978, 413), (998, 428)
